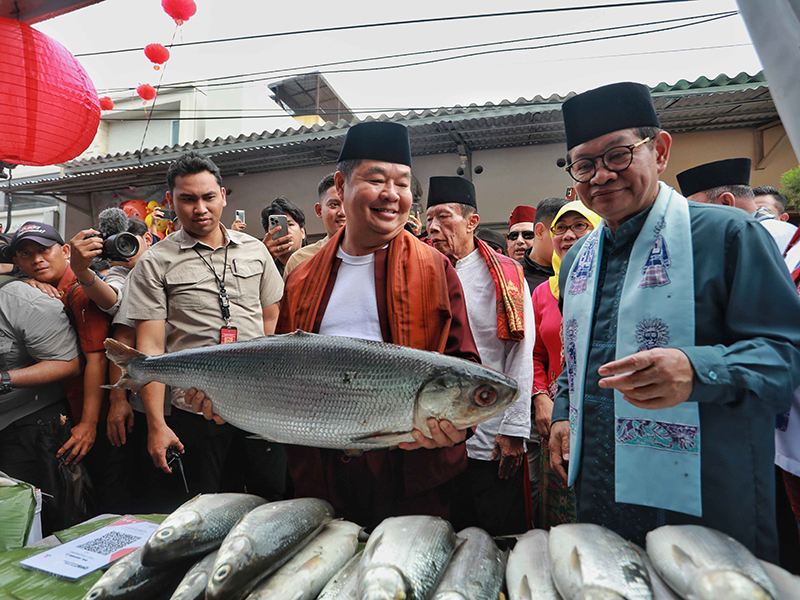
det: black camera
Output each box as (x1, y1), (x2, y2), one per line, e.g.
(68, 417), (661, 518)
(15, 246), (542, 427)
(88, 207), (140, 262)
(92, 231), (139, 262)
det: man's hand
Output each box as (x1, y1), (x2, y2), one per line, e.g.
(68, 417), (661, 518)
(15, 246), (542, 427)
(57, 421), (97, 465)
(533, 393), (553, 440)
(107, 391), (134, 446)
(598, 348), (694, 410)
(407, 213), (422, 236)
(148, 423), (184, 473)
(23, 278), (60, 298)
(262, 226), (294, 260)
(231, 219), (246, 232)
(490, 434), (525, 479)
(549, 421), (570, 485)
(69, 230), (104, 277)
(398, 418), (466, 450)
(186, 388), (226, 424)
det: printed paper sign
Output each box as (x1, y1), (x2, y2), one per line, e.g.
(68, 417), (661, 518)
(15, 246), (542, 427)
(19, 516), (158, 580)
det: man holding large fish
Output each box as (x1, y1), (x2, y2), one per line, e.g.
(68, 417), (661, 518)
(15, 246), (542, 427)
(549, 81), (800, 561)
(187, 121), (485, 529)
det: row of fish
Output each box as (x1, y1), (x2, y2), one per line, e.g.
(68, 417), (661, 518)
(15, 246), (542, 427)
(507, 524), (800, 600)
(81, 491), (800, 600)
(104, 331), (519, 450)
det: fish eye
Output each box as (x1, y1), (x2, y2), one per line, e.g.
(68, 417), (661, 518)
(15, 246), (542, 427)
(473, 385), (497, 407)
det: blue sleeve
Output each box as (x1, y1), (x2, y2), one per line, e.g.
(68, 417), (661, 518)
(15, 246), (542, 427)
(681, 218), (800, 414)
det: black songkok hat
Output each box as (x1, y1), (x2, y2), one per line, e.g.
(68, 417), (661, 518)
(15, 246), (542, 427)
(426, 176), (477, 210)
(337, 121), (412, 167)
(562, 82), (660, 150)
(675, 158), (752, 198)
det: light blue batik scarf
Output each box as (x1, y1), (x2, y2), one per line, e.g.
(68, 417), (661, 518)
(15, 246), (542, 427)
(563, 182), (702, 517)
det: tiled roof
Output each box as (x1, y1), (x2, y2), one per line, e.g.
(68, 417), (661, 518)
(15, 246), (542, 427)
(6, 72), (776, 194)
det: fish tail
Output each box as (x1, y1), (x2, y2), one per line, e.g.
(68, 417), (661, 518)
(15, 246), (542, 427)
(103, 338), (148, 392)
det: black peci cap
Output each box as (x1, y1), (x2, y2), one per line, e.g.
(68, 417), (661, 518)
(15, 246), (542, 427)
(337, 121), (412, 167)
(562, 82), (660, 150)
(426, 176), (477, 210)
(676, 158), (752, 198)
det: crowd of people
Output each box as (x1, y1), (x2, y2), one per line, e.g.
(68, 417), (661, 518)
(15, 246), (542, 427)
(2, 81), (800, 571)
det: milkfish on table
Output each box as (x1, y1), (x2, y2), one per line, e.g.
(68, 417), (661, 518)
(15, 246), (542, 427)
(549, 523), (653, 600)
(431, 527), (505, 600)
(646, 525), (777, 600)
(104, 331), (519, 450)
(506, 529), (559, 600)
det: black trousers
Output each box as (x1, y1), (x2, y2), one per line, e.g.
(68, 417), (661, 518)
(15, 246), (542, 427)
(458, 457), (529, 536)
(167, 409), (286, 508)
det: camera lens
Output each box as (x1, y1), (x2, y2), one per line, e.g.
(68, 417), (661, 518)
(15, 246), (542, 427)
(104, 232), (139, 260)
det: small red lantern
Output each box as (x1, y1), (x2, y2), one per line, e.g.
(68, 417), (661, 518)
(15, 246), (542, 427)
(162, 0), (197, 25)
(0, 18), (100, 166)
(144, 43), (170, 70)
(137, 84), (157, 102)
(99, 96), (115, 111)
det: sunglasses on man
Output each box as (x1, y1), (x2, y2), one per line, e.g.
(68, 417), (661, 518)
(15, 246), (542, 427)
(507, 230), (535, 241)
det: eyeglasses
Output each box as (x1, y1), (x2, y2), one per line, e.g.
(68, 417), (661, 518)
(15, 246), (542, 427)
(564, 137), (651, 183)
(507, 230), (535, 241)
(551, 221), (593, 236)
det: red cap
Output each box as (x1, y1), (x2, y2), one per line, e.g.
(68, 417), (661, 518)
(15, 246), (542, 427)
(509, 205), (537, 226)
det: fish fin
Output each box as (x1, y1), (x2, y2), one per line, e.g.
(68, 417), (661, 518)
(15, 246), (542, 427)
(569, 546), (583, 585)
(519, 575), (532, 600)
(671, 543), (699, 577)
(298, 555), (323, 572)
(246, 434), (277, 442)
(103, 338), (148, 391)
(350, 431), (413, 446)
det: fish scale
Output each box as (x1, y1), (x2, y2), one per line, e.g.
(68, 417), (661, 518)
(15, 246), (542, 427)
(107, 331), (519, 450)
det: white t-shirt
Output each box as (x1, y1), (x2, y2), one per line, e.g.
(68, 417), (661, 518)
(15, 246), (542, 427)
(319, 247), (383, 342)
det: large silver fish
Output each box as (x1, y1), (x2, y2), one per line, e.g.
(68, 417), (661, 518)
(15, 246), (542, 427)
(317, 551), (362, 600)
(244, 520), (360, 600)
(359, 515), (456, 600)
(759, 560), (800, 600)
(630, 544), (680, 600)
(170, 550), (218, 600)
(506, 529), (559, 600)
(206, 498), (334, 600)
(104, 331), (518, 450)
(83, 547), (190, 600)
(549, 523), (653, 600)
(646, 525), (777, 600)
(431, 527), (505, 600)
(141, 493), (266, 566)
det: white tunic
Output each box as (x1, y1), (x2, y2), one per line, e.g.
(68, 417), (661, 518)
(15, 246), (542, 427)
(455, 248), (534, 461)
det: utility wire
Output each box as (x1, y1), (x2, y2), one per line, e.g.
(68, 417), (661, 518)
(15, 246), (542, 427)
(76, 0), (703, 58)
(100, 44), (762, 123)
(124, 11), (738, 93)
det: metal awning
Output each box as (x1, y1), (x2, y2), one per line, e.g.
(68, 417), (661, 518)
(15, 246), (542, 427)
(4, 72), (777, 195)
(0, 0), (105, 23)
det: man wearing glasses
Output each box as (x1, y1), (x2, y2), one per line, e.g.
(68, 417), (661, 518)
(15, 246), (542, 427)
(548, 81), (800, 562)
(506, 205), (537, 261)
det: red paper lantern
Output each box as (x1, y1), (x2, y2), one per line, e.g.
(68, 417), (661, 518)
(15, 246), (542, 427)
(144, 43), (170, 70)
(162, 0), (197, 25)
(137, 84), (157, 102)
(0, 18), (100, 166)
(99, 96), (115, 111)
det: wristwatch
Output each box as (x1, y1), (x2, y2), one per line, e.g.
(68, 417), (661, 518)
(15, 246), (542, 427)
(0, 371), (12, 395)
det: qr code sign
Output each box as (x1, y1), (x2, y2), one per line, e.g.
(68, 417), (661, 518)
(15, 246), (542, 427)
(76, 531), (139, 555)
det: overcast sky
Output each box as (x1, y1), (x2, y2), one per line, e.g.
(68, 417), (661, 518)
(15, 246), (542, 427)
(36, 0), (762, 132)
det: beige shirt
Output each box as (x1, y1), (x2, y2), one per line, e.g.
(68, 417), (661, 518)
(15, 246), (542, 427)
(283, 235), (330, 280)
(126, 226), (283, 410)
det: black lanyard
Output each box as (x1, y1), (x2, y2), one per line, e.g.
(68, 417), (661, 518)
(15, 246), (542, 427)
(193, 244), (230, 325)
